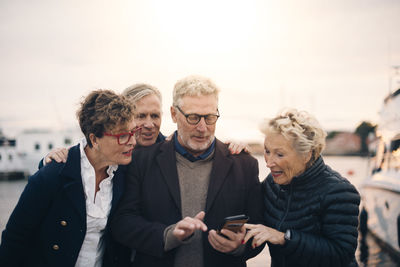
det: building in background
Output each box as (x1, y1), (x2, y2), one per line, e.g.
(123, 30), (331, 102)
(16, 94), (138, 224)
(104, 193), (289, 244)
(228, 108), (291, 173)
(324, 132), (361, 156)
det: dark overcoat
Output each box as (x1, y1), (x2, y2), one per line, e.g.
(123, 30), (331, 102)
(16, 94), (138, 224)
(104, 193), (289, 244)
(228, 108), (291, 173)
(0, 144), (130, 267)
(111, 139), (264, 267)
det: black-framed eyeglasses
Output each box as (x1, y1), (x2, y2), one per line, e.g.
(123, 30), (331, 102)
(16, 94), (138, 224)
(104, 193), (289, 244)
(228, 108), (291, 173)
(175, 106), (220, 125)
(104, 127), (142, 145)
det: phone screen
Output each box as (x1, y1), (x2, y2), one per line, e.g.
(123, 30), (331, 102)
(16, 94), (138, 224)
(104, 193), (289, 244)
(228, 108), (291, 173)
(217, 214), (249, 234)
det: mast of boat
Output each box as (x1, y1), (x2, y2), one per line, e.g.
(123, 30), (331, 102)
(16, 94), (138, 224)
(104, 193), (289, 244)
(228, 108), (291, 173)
(389, 65), (400, 94)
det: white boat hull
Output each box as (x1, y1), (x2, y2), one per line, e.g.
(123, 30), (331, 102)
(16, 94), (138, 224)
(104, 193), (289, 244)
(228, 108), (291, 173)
(361, 175), (400, 255)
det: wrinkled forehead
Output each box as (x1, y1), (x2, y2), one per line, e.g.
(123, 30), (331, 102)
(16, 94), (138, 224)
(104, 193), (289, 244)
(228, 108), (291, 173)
(264, 130), (295, 147)
(179, 94), (218, 111)
(178, 92), (218, 105)
(134, 94), (162, 112)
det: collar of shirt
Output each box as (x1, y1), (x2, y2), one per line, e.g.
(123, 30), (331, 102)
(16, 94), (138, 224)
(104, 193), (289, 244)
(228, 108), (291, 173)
(76, 138), (118, 267)
(156, 132), (166, 143)
(173, 131), (215, 162)
(79, 138), (118, 217)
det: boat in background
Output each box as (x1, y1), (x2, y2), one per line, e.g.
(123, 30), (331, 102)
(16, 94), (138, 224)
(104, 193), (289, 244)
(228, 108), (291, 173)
(1, 128), (83, 179)
(360, 88), (400, 258)
(0, 129), (28, 180)
(15, 128), (82, 176)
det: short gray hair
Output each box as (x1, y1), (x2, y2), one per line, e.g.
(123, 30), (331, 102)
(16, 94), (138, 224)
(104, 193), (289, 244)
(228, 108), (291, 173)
(173, 75), (220, 107)
(122, 83), (162, 109)
(260, 108), (327, 166)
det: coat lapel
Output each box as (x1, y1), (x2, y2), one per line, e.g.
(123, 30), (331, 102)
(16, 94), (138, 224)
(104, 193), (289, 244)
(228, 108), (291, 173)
(205, 140), (233, 212)
(61, 145), (86, 225)
(109, 165), (125, 217)
(156, 141), (182, 211)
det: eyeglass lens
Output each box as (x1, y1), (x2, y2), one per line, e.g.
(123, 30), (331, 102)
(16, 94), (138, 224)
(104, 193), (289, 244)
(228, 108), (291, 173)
(186, 114), (218, 125)
(176, 106), (219, 125)
(118, 128), (141, 144)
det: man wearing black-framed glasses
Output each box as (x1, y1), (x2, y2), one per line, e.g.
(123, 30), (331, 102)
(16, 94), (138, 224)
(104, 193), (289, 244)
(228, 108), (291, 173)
(112, 75), (264, 267)
(174, 105), (220, 125)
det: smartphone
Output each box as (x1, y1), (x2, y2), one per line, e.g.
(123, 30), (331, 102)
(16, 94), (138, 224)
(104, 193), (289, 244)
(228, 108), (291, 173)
(217, 214), (249, 235)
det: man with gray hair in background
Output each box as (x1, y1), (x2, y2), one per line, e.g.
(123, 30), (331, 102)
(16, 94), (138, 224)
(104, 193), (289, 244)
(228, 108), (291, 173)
(111, 75), (263, 267)
(122, 83), (166, 147)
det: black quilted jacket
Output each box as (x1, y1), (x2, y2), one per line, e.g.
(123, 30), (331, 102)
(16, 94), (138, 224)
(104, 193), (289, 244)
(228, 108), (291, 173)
(262, 156), (360, 267)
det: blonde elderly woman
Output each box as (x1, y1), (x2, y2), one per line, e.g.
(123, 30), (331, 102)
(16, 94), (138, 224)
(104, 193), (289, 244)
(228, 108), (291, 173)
(243, 109), (360, 267)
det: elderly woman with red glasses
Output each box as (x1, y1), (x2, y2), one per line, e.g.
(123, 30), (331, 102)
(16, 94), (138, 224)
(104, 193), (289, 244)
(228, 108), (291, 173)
(0, 90), (139, 267)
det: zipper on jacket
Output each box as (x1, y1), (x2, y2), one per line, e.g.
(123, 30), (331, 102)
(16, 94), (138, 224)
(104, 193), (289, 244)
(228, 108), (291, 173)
(276, 183), (293, 231)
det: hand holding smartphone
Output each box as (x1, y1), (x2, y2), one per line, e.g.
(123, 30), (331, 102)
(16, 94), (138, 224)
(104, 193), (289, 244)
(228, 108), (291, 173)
(217, 214), (249, 236)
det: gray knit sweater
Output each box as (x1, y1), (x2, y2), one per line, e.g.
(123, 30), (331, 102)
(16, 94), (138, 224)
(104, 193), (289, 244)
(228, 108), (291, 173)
(163, 152), (214, 267)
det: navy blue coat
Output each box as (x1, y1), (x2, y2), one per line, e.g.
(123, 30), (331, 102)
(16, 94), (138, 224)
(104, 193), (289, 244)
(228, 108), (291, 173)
(0, 144), (130, 267)
(262, 156), (360, 267)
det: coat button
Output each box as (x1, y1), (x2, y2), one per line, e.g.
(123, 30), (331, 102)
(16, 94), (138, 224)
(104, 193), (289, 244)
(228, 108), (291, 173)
(60, 220), (67, 226)
(53, 244), (60, 250)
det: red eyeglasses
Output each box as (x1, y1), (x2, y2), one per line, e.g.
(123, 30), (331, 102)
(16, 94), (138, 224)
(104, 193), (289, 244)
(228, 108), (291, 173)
(104, 127), (142, 145)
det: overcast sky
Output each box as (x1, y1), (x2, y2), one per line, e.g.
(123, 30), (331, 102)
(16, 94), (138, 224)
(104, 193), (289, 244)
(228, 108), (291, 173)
(1, 0), (399, 142)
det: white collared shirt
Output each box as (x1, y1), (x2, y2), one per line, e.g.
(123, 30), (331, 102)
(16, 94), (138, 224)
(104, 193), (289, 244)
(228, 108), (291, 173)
(75, 138), (118, 267)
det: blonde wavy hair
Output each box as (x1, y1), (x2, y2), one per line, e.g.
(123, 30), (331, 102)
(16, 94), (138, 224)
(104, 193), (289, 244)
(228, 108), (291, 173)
(260, 109), (327, 167)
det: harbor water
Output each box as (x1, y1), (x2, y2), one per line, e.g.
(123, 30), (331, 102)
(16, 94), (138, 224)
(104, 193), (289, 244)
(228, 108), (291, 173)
(1, 156), (399, 266)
